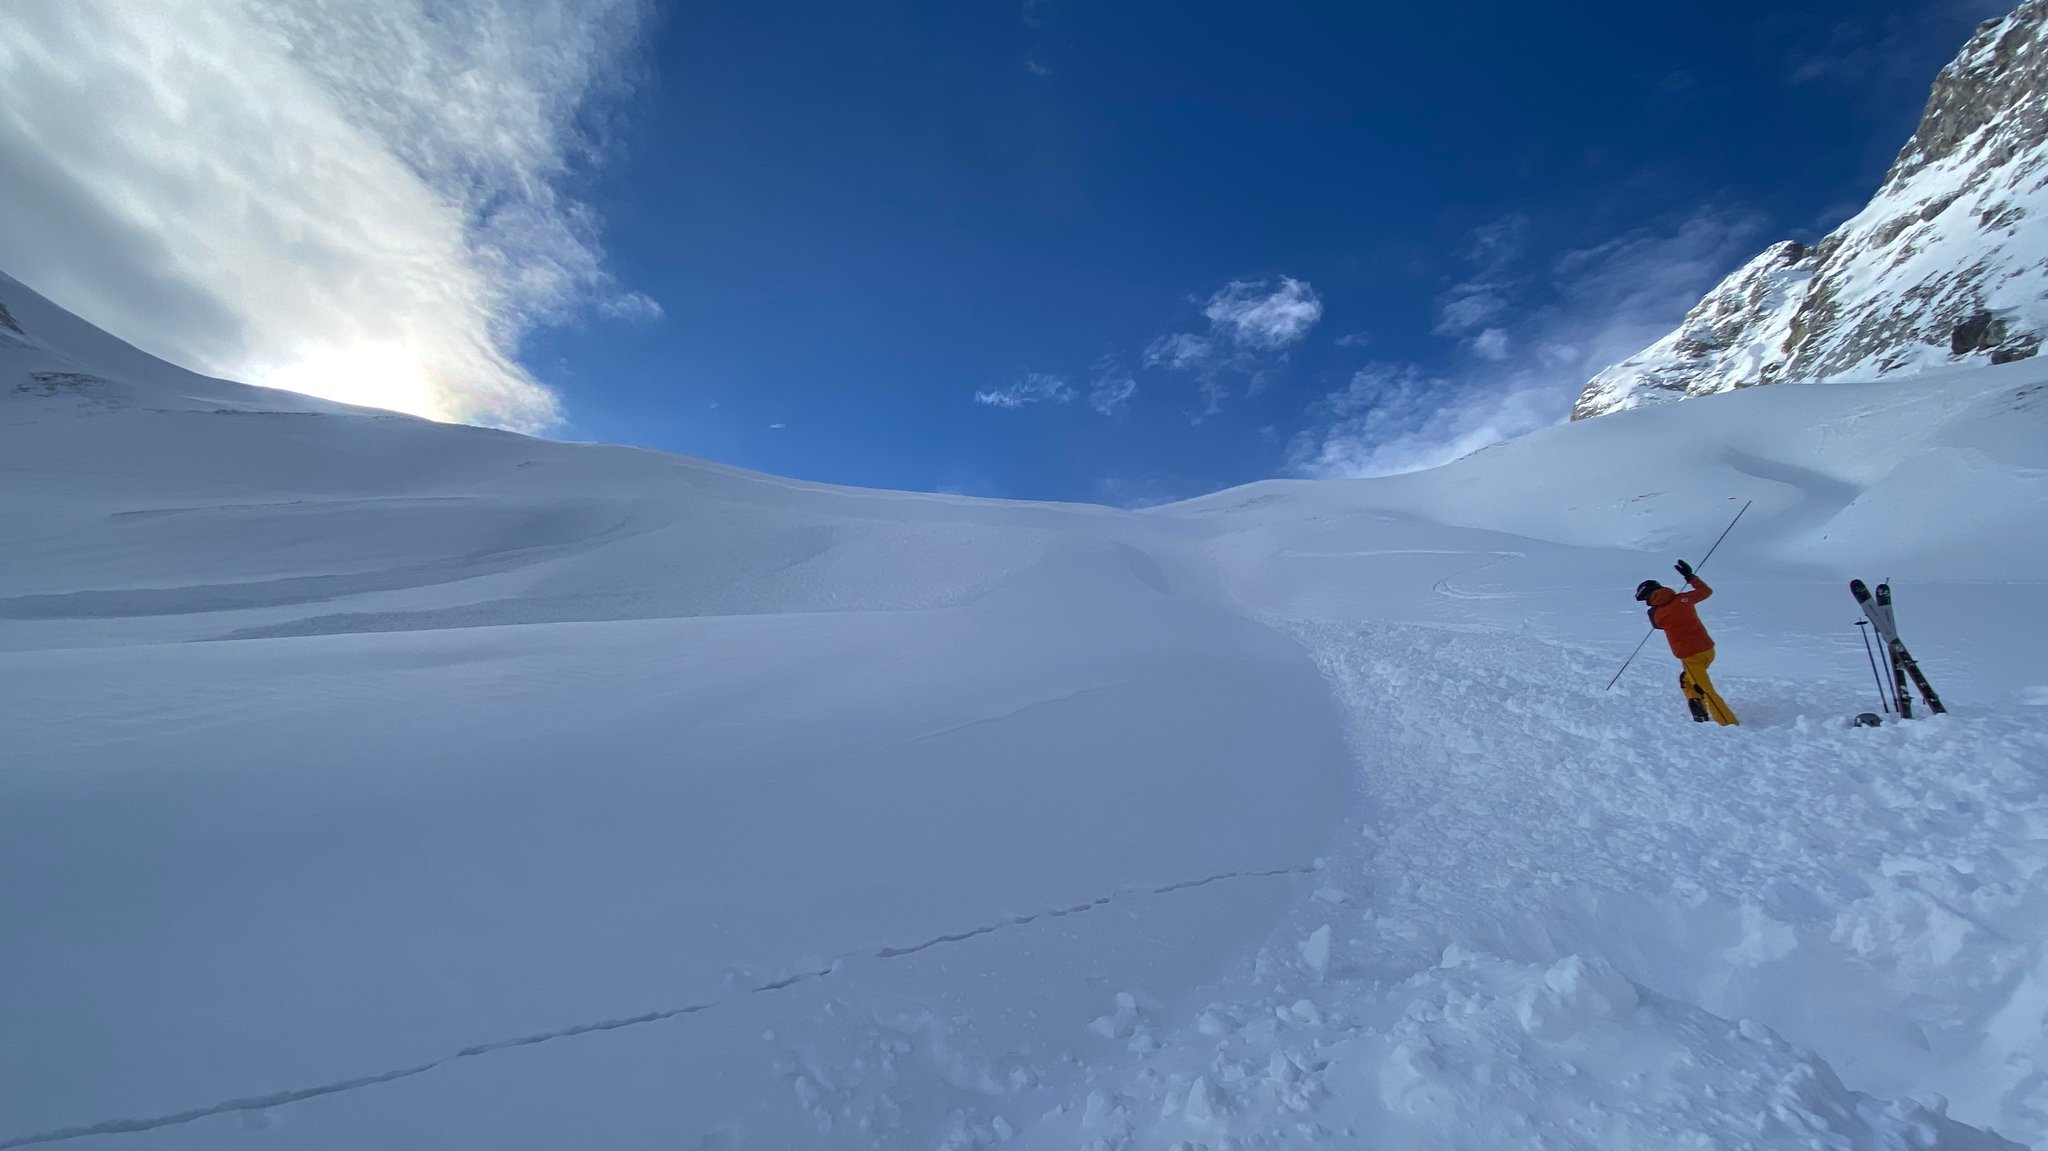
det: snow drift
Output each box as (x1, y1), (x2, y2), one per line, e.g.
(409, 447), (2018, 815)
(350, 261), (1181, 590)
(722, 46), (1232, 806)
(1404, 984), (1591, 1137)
(5, 267), (2048, 1149)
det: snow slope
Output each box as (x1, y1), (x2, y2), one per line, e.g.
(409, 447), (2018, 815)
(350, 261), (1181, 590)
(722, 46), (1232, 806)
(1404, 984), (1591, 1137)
(0, 271), (1351, 1148)
(1064, 369), (2048, 1147)
(4, 268), (2048, 1149)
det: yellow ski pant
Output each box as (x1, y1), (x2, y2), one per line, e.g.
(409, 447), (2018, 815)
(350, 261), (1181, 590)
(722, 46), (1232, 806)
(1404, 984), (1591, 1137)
(1680, 648), (1738, 726)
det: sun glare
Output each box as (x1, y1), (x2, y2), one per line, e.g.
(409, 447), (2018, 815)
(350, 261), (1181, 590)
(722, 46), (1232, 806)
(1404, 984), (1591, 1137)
(257, 343), (455, 422)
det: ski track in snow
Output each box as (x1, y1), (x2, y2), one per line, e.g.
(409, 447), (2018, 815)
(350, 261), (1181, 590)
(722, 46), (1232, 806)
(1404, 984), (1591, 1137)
(0, 866), (1312, 1149)
(1428, 552), (1524, 601)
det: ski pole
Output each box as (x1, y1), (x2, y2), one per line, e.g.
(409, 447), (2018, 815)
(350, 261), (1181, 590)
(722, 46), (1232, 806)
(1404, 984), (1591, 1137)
(1604, 631), (1656, 692)
(1856, 619), (1892, 713)
(1694, 499), (1752, 569)
(1604, 499), (1753, 691)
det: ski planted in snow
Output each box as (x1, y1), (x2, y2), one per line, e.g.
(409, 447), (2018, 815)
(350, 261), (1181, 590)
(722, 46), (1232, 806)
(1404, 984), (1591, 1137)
(1850, 579), (1947, 717)
(1870, 582), (1914, 718)
(1879, 583), (1948, 715)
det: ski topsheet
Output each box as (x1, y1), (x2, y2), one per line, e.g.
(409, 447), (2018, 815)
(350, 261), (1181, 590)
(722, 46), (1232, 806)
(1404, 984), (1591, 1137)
(1851, 580), (1948, 716)
(1865, 581), (1913, 718)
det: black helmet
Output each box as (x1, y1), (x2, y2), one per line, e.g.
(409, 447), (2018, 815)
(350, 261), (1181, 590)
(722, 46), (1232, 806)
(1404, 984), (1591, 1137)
(1634, 579), (1663, 602)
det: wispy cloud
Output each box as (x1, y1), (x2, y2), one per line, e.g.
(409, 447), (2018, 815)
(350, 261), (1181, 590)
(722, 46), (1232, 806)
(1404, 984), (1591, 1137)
(1142, 332), (1213, 371)
(1020, 0), (1063, 77)
(0, 0), (654, 432)
(1146, 276), (1323, 420)
(1088, 361), (1137, 415)
(1431, 213), (1527, 358)
(1151, 277), (1325, 368)
(1782, 0), (2012, 86)
(978, 276), (1320, 423)
(1289, 364), (1555, 478)
(1334, 330), (1372, 348)
(1293, 207), (1770, 478)
(1434, 292), (1509, 339)
(1201, 277), (1324, 350)
(975, 371), (1074, 409)
(1542, 209), (1771, 370)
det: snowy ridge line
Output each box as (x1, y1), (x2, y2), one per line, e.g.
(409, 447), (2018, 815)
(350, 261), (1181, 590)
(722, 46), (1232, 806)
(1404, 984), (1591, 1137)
(0, 864), (1314, 1148)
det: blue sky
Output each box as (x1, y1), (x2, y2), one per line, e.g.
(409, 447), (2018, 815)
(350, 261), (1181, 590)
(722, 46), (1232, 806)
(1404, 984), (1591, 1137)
(0, 0), (2010, 503)
(535, 0), (2003, 503)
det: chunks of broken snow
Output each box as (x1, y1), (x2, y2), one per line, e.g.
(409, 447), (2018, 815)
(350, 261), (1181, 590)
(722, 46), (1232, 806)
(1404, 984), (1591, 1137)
(1515, 953), (1639, 1041)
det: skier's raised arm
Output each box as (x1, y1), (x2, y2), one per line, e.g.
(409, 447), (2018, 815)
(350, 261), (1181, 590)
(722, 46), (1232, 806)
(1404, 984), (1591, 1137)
(1675, 559), (1711, 602)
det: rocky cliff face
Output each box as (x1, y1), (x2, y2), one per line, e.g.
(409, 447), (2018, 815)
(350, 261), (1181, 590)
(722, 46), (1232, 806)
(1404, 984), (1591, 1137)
(1576, 0), (2048, 420)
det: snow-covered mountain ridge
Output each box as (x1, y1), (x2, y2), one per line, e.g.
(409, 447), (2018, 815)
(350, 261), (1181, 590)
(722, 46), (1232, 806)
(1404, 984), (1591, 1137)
(6, 270), (2048, 1149)
(1576, 0), (2048, 419)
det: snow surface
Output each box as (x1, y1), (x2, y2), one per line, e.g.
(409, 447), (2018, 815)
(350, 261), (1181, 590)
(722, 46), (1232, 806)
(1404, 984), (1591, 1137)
(5, 268), (2048, 1149)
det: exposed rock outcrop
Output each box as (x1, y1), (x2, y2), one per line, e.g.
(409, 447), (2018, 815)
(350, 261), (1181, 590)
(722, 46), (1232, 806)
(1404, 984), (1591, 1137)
(1577, 0), (2048, 419)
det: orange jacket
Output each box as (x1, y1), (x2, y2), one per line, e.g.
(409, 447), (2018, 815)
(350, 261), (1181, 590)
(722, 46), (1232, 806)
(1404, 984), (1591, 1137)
(1647, 580), (1715, 658)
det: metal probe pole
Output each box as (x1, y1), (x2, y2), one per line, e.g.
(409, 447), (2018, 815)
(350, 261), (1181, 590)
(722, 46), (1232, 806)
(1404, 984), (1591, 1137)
(1604, 499), (1753, 691)
(1856, 619), (1893, 713)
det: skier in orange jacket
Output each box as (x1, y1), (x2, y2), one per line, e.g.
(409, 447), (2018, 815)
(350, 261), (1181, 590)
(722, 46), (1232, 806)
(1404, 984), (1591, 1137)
(1635, 560), (1739, 726)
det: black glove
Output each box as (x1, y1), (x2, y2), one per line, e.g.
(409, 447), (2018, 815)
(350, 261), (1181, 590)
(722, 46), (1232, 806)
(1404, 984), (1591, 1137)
(1674, 559), (1695, 581)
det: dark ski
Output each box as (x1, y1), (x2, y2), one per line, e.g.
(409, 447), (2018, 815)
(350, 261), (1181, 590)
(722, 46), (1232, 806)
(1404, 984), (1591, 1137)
(1850, 580), (1947, 717)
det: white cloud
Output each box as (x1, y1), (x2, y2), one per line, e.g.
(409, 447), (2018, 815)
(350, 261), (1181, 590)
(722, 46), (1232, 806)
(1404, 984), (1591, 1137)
(1088, 365), (1137, 415)
(983, 275), (1320, 425)
(978, 361), (1132, 417)
(1293, 207), (1770, 479)
(1202, 277), (1323, 350)
(1334, 330), (1372, 348)
(1433, 289), (1508, 336)
(1143, 331), (1212, 370)
(1460, 213), (1530, 269)
(600, 292), (665, 323)
(1784, 1), (2011, 86)
(1433, 213), (1527, 338)
(0, 0), (653, 433)
(975, 371), (1074, 409)
(1141, 275), (1322, 420)
(1289, 364), (1556, 478)
(1540, 209), (1771, 373)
